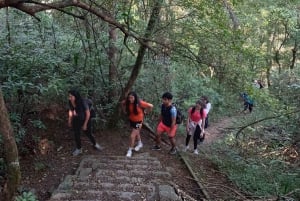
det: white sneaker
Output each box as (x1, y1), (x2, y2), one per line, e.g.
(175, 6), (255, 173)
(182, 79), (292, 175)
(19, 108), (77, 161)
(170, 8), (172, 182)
(183, 145), (189, 152)
(94, 143), (103, 151)
(193, 149), (199, 155)
(126, 149), (132, 157)
(134, 142), (143, 151)
(72, 148), (82, 156)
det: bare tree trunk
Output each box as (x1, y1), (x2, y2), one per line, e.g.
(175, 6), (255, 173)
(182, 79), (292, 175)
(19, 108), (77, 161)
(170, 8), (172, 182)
(290, 40), (298, 70)
(0, 88), (21, 201)
(108, 0), (163, 125)
(108, 25), (118, 100)
(222, 0), (239, 30)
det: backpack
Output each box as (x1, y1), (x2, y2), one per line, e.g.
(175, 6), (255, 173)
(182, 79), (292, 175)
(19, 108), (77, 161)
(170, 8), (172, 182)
(84, 98), (96, 118)
(172, 103), (184, 124)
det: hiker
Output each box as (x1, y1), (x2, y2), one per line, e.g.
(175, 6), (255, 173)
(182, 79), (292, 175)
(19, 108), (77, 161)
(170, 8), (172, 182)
(201, 96), (211, 128)
(122, 91), (153, 157)
(253, 80), (264, 89)
(68, 89), (102, 156)
(183, 100), (206, 154)
(257, 80), (264, 89)
(240, 92), (254, 113)
(152, 92), (178, 155)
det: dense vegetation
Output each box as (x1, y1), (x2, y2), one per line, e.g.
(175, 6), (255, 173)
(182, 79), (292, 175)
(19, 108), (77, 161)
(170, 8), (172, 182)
(0, 0), (299, 200)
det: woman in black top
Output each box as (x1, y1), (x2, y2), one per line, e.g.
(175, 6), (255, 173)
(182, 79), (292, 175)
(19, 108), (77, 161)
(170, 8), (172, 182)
(68, 89), (102, 156)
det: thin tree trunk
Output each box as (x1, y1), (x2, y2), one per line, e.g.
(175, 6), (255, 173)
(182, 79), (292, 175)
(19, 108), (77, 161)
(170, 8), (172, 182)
(0, 88), (21, 201)
(108, 0), (163, 126)
(108, 25), (118, 100)
(290, 40), (298, 70)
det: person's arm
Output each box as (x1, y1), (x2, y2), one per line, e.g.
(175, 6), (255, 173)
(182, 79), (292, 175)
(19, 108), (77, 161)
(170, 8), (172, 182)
(201, 112), (206, 135)
(68, 110), (73, 127)
(186, 110), (191, 132)
(170, 107), (177, 129)
(141, 101), (153, 114)
(82, 109), (90, 130)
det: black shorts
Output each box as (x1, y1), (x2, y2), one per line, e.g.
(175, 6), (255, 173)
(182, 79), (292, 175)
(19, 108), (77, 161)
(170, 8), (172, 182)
(130, 120), (143, 129)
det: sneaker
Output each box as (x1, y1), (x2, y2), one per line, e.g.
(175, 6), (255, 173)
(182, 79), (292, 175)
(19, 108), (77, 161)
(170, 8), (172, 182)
(94, 143), (103, 151)
(183, 145), (189, 152)
(72, 148), (82, 156)
(126, 149), (132, 157)
(193, 149), (199, 155)
(152, 145), (161, 150)
(134, 142), (143, 151)
(169, 147), (177, 155)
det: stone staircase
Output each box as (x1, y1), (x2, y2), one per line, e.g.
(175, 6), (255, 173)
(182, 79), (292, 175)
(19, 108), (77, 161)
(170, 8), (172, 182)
(49, 153), (182, 201)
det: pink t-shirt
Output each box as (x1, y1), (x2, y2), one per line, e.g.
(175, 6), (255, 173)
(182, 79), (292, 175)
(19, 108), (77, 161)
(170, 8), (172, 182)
(188, 107), (206, 122)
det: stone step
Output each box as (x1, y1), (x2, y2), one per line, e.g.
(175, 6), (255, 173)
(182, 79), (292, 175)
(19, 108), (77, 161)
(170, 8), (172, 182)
(73, 181), (156, 193)
(82, 161), (163, 170)
(50, 189), (155, 201)
(49, 153), (181, 201)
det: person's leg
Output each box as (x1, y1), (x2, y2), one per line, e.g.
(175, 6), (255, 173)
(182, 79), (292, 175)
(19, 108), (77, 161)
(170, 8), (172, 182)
(84, 119), (96, 145)
(204, 115), (209, 128)
(249, 104), (253, 113)
(130, 129), (139, 148)
(72, 118), (83, 156)
(185, 134), (191, 146)
(243, 102), (248, 112)
(152, 122), (165, 150)
(168, 125), (177, 154)
(193, 125), (201, 153)
(126, 128), (139, 157)
(134, 130), (143, 151)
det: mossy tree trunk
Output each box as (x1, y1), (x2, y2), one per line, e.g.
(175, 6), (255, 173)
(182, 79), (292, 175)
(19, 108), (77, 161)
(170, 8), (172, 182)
(0, 88), (21, 201)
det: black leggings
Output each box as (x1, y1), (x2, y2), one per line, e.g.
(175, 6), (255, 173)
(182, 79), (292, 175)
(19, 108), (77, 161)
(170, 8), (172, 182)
(185, 125), (202, 150)
(193, 125), (201, 150)
(244, 102), (253, 113)
(72, 117), (96, 149)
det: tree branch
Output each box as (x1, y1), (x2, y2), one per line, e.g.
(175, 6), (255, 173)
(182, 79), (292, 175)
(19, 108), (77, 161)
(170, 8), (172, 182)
(235, 109), (300, 138)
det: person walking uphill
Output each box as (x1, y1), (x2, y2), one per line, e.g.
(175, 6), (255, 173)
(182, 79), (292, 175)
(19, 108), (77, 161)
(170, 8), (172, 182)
(122, 91), (153, 157)
(184, 100), (206, 154)
(201, 96), (211, 129)
(152, 92), (178, 155)
(68, 89), (103, 156)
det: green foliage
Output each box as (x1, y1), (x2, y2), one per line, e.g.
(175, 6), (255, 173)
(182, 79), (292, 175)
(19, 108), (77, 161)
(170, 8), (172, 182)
(10, 113), (26, 144)
(15, 191), (38, 201)
(30, 120), (46, 130)
(211, 139), (300, 199)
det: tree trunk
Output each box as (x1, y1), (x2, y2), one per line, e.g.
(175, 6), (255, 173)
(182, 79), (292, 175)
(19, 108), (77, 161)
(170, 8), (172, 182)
(108, 0), (163, 125)
(108, 25), (118, 100)
(0, 88), (21, 201)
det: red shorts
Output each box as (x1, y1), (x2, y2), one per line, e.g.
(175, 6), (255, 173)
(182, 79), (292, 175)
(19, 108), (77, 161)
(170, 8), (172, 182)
(156, 121), (177, 138)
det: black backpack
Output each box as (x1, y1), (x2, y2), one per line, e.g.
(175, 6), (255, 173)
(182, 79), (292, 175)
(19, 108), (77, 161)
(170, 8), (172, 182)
(84, 98), (96, 118)
(172, 103), (184, 124)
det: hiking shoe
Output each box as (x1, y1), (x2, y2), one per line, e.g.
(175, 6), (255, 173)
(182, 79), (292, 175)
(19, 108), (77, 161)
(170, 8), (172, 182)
(94, 143), (103, 151)
(183, 145), (189, 152)
(72, 148), (82, 156)
(152, 145), (161, 150)
(126, 149), (132, 157)
(134, 142), (143, 151)
(193, 149), (199, 155)
(169, 147), (178, 155)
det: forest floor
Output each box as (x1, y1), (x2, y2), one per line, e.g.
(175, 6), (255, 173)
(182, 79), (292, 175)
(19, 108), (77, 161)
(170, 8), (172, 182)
(14, 115), (247, 201)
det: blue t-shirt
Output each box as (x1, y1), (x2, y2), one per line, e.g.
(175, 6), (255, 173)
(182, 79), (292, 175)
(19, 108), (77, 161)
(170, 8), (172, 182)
(161, 104), (177, 127)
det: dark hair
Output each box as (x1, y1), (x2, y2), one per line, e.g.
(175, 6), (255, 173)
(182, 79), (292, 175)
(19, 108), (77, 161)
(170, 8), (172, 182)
(201, 96), (209, 103)
(68, 89), (84, 109)
(162, 92), (173, 100)
(126, 91), (140, 115)
(191, 100), (205, 117)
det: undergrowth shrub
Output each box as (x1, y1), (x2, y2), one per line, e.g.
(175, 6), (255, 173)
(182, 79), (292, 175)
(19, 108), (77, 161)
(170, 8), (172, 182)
(211, 131), (300, 200)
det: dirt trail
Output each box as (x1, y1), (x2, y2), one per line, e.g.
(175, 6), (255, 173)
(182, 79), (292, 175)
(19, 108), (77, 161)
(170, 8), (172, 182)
(14, 116), (244, 201)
